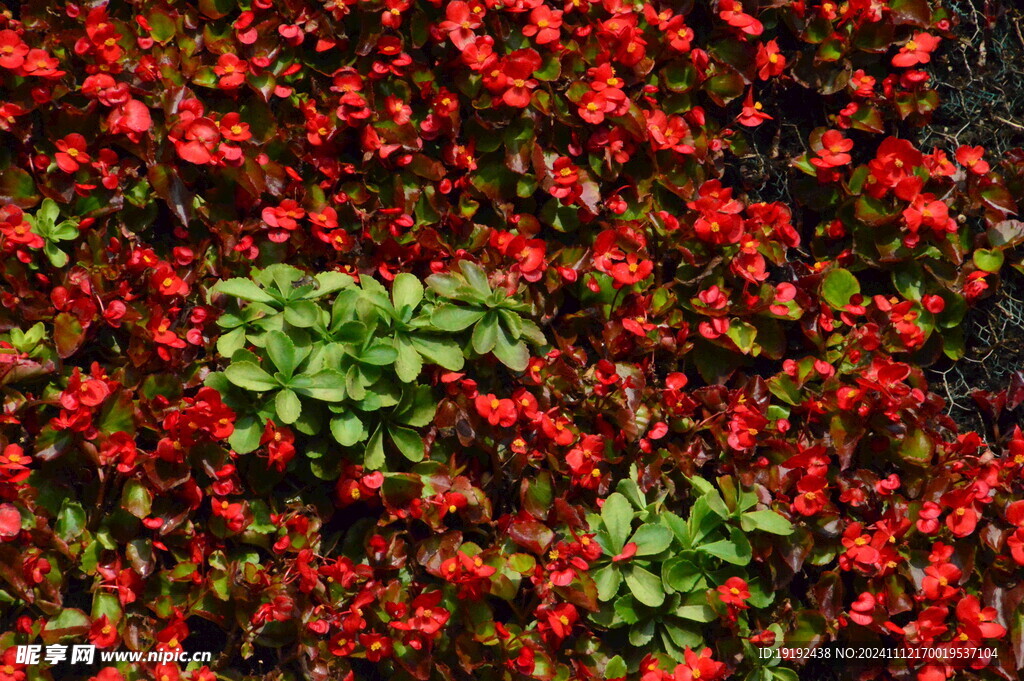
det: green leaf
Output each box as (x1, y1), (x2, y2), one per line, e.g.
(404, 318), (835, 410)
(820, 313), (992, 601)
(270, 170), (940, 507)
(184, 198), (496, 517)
(700, 527), (752, 565)
(624, 565), (665, 607)
(392, 273), (424, 312)
(602, 492), (634, 554)
(472, 312), (499, 354)
(120, 480), (152, 519)
(900, 427), (934, 465)
(41, 608), (90, 643)
(216, 327), (247, 358)
(424, 273), (464, 298)
(310, 271), (354, 298)
(390, 426), (424, 462)
(393, 385), (436, 427)
(38, 198), (59, 226)
(56, 500), (87, 541)
(459, 260), (492, 297)
(357, 342), (398, 366)
(629, 619), (656, 646)
(214, 278), (276, 304)
(394, 337), (423, 382)
(675, 604), (716, 622)
(295, 370), (346, 402)
(51, 220), (79, 241)
(726, 319), (757, 355)
(821, 268), (860, 309)
(662, 557), (702, 593)
(331, 412), (366, 446)
(629, 524), (674, 556)
(365, 425), (386, 470)
(224, 361), (279, 391)
(492, 324), (529, 371)
(741, 509), (795, 535)
(431, 305), (486, 331)
(605, 655), (627, 680)
(44, 243), (69, 268)
(265, 330), (300, 378)
(593, 564), (622, 601)
(284, 300), (322, 328)
(771, 669), (800, 681)
(972, 248), (1004, 273)
(0, 166), (39, 208)
(228, 415), (263, 454)
(275, 389), (301, 424)
(409, 335), (465, 371)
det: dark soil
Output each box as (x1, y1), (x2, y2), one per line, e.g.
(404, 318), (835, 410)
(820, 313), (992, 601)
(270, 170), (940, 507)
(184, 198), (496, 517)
(923, 1), (1024, 156)
(920, 1), (1024, 435)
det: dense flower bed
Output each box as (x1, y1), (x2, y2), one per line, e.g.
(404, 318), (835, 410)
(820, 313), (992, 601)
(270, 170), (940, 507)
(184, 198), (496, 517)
(0, 1), (1023, 680)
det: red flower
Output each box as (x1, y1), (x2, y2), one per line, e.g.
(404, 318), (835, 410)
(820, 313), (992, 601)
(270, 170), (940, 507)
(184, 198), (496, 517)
(21, 49), (63, 77)
(390, 591), (450, 636)
(811, 130), (853, 169)
(737, 89), (772, 127)
(612, 542), (637, 563)
(868, 137), (924, 199)
(0, 504), (21, 541)
(892, 33), (941, 67)
(523, 6), (562, 45)
(955, 145), (989, 175)
(220, 113), (252, 142)
(755, 39), (785, 79)
(719, 0), (763, 37)
(475, 393), (517, 427)
(501, 49), (542, 108)
(0, 30), (29, 70)
(716, 577), (751, 608)
(609, 253), (653, 286)
(0, 205), (40, 248)
(539, 603), (577, 641)
(260, 420), (296, 472)
(672, 647), (726, 681)
(88, 615), (119, 649)
(0, 444), (31, 483)
(578, 90), (616, 124)
(214, 53), (248, 89)
(262, 200), (306, 242)
(954, 596), (1005, 640)
(439, 1), (483, 51)
(107, 99), (152, 137)
(150, 264), (189, 297)
(849, 591), (877, 626)
(664, 17), (694, 52)
(211, 497), (248, 533)
(55, 133), (90, 173)
(359, 633), (393, 662)
(921, 562), (960, 601)
(792, 475), (828, 516)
